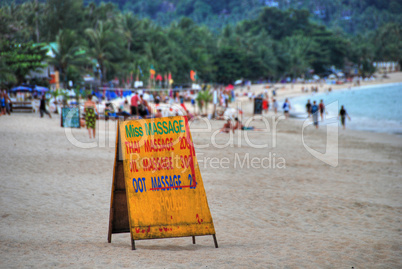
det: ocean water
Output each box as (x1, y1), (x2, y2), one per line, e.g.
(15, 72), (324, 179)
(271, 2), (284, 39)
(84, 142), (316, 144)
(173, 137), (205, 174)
(289, 83), (402, 134)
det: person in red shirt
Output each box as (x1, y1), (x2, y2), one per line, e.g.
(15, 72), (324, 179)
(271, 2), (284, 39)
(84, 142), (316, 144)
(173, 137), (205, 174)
(262, 98), (269, 114)
(319, 99), (325, 121)
(130, 91), (139, 115)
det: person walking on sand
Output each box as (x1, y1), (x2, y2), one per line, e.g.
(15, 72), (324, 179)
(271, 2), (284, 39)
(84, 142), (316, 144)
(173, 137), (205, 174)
(84, 94), (98, 139)
(311, 101), (319, 129)
(319, 99), (325, 121)
(39, 95), (52, 118)
(306, 99), (312, 117)
(338, 105), (351, 130)
(283, 98), (291, 119)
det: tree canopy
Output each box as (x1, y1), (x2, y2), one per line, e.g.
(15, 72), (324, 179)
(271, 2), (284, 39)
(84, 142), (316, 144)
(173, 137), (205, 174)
(0, 1), (400, 87)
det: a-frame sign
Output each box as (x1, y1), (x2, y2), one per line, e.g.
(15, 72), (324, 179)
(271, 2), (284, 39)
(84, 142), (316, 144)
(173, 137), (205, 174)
(108, 116), (218, 250)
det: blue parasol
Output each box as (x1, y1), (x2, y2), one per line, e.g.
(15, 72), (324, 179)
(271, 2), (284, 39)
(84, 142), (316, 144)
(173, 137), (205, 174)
(10, 86), (32, 92)
(34, 86), (49, 92)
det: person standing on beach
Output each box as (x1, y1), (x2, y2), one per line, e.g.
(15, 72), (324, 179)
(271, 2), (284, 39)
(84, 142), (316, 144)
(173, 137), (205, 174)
(4, 90), (11, 115)
(0, 91), (6, 115)
(319, 99), (325, 121)
(311, 101), (319, 128)
(262, 97), (269, 114)
(273, 99), (278, 114)
(283, 99), (291, 119)
(338, 105), (351, 130)
(306, 99), (312, 117)
(130, 91), (139, 116)
(138, 94), (150, 118)
(39, 95), (52, 118)
(84, 95), (97, 139)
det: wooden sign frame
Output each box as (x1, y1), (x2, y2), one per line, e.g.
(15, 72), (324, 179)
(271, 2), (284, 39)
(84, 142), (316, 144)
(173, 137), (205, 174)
(108, 119), (218, 250)
(253, 97), (263, 115)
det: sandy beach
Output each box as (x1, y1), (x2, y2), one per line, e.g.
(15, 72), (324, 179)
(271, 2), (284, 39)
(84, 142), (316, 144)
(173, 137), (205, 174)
(1, 75), (401, 268)
(245, 72), (402, 99)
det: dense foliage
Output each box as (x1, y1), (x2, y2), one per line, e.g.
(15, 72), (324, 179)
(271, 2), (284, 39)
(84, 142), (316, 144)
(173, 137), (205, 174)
(0, 0), (400, 87)
(3, 0), (401, 34)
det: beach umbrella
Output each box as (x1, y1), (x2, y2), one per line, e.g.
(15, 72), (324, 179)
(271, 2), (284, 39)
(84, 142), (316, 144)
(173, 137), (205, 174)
(225, 84), (234, 90)
(191, 83), (202, 90)
(337, 72), (344, 77)
(10, 86), (32, 92)
(328, 74), (336, 79)
(34, 86), (49, 92)
(313, 75), (320, 80)
(61, 89), (76, 97)
(234, 79), (242, 85)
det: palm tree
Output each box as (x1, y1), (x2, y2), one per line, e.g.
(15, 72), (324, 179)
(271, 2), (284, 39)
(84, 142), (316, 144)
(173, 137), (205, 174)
(0, 57), (16, 85)
(195, 90), (212, 114)
(280, 35), (314, 78)
(50, 88), (62, 114)
(115, 13), (137, 52)
(85, 21), (122, 83)
(48, 29), (86, 88)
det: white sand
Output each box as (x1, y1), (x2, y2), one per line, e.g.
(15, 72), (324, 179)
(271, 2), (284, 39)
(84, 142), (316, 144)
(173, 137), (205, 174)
(1, 74), (401, 268)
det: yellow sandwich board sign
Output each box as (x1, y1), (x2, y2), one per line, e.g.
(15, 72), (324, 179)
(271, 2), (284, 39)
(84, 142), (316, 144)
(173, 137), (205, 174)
(108, 116), (218, 250)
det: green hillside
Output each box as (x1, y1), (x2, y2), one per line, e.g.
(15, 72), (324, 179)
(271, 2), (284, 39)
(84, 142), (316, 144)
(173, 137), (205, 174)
(3, 0), (401, 34)
(0, 0), (400, 87)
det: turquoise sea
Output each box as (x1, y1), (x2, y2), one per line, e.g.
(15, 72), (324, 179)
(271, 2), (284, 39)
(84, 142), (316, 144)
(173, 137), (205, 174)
(289, 83), (402, 134)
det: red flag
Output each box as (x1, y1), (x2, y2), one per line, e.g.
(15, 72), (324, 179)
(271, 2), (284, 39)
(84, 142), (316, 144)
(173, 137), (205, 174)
(156, 74), (162, 81)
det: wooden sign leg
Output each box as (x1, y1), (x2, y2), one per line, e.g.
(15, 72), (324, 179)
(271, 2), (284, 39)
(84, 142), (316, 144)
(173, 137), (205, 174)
(107, 207), (114, 243)
(213, 234), (219, 248)
(192, 236), (196, 244)
(131, 238), (136, 250)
